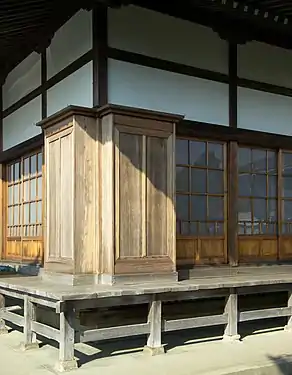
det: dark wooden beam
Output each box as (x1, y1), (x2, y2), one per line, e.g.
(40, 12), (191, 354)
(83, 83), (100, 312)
(41, 50), (47, 119)
(93, 4), (108, 106)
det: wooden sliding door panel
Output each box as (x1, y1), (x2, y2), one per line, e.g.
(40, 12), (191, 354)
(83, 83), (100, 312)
(238, 237), (277, 262)
(5, 150), (43, 263)
(147, 136), (167, 257)
(118, 132), (143, 259)
(176, 138), (227, 266)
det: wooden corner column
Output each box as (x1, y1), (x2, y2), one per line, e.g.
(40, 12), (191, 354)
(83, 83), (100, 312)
(97, 105), (183, 284)
(38, 106), (98, 285)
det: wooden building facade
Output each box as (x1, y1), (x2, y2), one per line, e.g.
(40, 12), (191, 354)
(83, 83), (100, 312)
(2, 0), (292, 277)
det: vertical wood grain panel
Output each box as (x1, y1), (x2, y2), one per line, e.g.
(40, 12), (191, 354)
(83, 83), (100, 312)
(74, 116), (97, 273)
(118, 132), (143, 258)
(47, 138), (60, 258)
(146, 136), (167, 256)
(167, 130), (176, 264)
(101, 114), (114, 274)
(60, 133), (73, 259)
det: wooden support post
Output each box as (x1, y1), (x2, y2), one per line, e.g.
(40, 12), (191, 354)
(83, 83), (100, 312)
(20, 296), (39, 350)
(56, 309), (78, 372)
(285, 290), (292, 332)
(223, 288), (240, 342)
(144, 295), (165, 355)
(0, 294), (8, 334)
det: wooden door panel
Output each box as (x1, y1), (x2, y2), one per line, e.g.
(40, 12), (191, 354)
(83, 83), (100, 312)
(279, 238), (292, 260)
(5, 239), (22, 259)
(239, 237), (277, 262)
(177, 238), (226, 266)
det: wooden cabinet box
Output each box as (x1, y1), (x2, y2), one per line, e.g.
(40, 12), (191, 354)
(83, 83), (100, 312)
(97, 105), (183, 284)
(38, 106), (98, 285)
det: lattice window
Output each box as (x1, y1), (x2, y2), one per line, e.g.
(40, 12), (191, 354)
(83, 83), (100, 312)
(281, 151), (292, 234)
(238, 147), (277, 235)
(176, 138), (226, 236)
(7, 151), (43, 238)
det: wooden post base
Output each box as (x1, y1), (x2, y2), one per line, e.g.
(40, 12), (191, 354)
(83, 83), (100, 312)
(20, 342), (40, 351)
(55, 359), (78, 373)
(143, 345), (165, 356)
(222, 334), (241, 342)
(0, 325), (8, 335)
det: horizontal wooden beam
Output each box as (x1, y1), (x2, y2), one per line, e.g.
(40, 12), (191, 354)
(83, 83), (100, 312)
(239, 306), (292, 322)
(163, 314), (228, 332)
(31, 321), (60, 342)
(80, 322), (150, 343)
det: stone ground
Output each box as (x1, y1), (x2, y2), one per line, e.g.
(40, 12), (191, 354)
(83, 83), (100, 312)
(1, 322), (292, 375)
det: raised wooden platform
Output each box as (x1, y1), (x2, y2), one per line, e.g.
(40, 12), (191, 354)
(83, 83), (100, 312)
(1, 266), (292, 371)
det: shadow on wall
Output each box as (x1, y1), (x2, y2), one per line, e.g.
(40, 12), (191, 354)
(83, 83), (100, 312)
(268, 356), (292, 375)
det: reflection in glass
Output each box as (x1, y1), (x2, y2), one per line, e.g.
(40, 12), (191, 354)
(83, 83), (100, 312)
(284, 200), (292, 221)
(31, 155), (37, 175)
(191, 169), (206, 194)
(252, 174), (267, 196)
(24, 158), (30, 177)
(14, 163), (20, 181)
(267, 151), (277, 174)
(30, 179), (37, 201)
(283, 177), (292, 198)
(23, 204), (29, 225)
(176, 195), (189, 221)
(191, 196), (206, 221)
(176, 139), (188, 165)
(208, 143), (223, 168)
(268, 176), (277, 197)
(190, 141), (206, 166)
(283, 152), (292, 169)
(238, 148), (251, 172)
(238, 174), (252, 197)
(208, 170), (224, 194)
(37, 177), (42, 198)
(252, 149), (266, 172)
(13, 206), (19, 225)
(208, 197), (224, 221)
(176, 167), (188, 192)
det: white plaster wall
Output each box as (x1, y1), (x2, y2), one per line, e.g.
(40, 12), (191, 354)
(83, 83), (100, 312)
(238, 42), (292, 88)
(3, 96), (41, 150)
(3, 52), (41, 110)
(108, 59), (229, 125)
(47, 62), (93, 116)
(47, 10), (92, 79)
(238, 87), (292, 135)
(108, 6), (228, 74)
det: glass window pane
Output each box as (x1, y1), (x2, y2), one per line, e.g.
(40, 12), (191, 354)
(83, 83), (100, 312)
(176, 195), (189, 221)
(238, 148), (251, 172)
(176, 167), (189, 192)
(37, 153), (43, 173)
(267, 176), (277, 197)
(207, 143), (223, 169)
(14, 162), (20, 181)
(14, 184), (19, 204)
(208, 170), (224, 194)
(37, 201), (42, 223)
(191, 196), (206, 221)
(208, 197), (224, 221)
(24, 158), (30, 177)
(23, 180), (29, 202)
(190, 222), (198, 235)
(190, 141), (206, 166)
(253, 198), (267, 221)
(181, 222), (190, 235)
(8, 186), (13, 205)
(252, 175), (267, 197)
(252, 149), (266, 172)
(8, 207), (13, 226)
(8, 165), (13, 182)
(283, 152), (292, 170)
(30, 179), (37, 201)
(37, 177), (42, 199)
(283, 200), (292, 221)
(238, 198), (252, 221)
(267, 199), (277, 221)
(283, 177), (292, 198)
(238, 174), (252, 197)
(191, 169), (206, 193)
(30, 202), (37, 224)
(176, 139), (188, 165)
(31, 155), (37, 175)
(267, 151), (277, 174)
(13, 206), (19, 225)
(23, 204), (29, 225)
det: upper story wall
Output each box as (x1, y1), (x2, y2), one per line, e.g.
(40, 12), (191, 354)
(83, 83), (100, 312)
(108, 6), (229, 125)
(2, 9), (93, 151)
(3, 4), (292, 152)
(238, 41), (292, 136)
